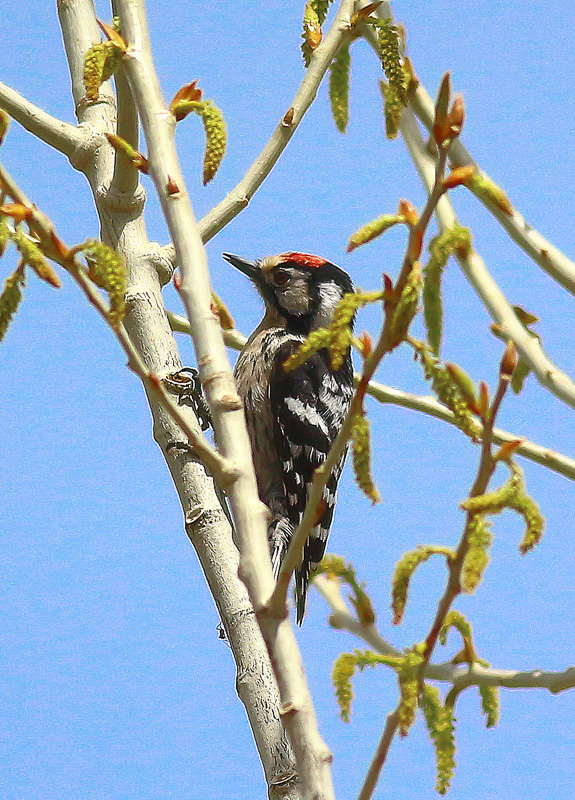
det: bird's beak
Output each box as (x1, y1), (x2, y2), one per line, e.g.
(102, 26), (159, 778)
(222, 252), (260, 281)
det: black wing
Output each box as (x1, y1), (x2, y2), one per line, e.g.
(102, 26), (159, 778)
(269, 341), (353, 622)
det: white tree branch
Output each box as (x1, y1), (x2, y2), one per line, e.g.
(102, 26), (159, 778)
(0, 79), (84, 157)
(359, 2), (575, 296)
(158, 0), (357, 267)
(168, 312), (575, 482)
(399, 107), (575, 413)
(314, 575), (575, 694)
(115, 0), (337, 796)
(109, 69), (141, 196)
(0, 158), (238, 488)
(365, 378), (575, 481)
(409, 85), (575, 296)
(46, 1), (304, 795)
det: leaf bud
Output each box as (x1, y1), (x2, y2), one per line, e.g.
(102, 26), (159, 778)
(433, 72), (451, 146)
(447, 94), (465, 138)
(500, 340), (518, 379)
(442, 165), (476, 190)
(398, 198), (418, 226)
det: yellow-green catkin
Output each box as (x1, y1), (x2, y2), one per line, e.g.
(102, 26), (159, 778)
(379, 81), (403, 139)
(377, 19), (407, 103)
(374, 19), (409, 138)
(417, 346), (481, 442)
(0, 216), (10, 256)
(461, 467), (522, 516)
(347, 213), (404, 252)
(439, 609), (472, 645)
(328, 290), (380, 368)
(351, 411), (381, 503)
(421, 684), (456, 794)
(283, 289), (382, 372)
(396, 645), (425, 736)
(329, 45), (351, 133)
(351, 648), (422, 734)
(479, 684), (500, 728)
(424, 226), (472, 355)
(283, 328), (333, 372)
(513, 494), (545, 554)
(318, 553), (348, 579)
(11, 227), (61, 287)
(333, 648), (409, 722)
(389, 262), (422, 344)
(0, 266), (25, 343)
(392, 546), (454, 625)
(182, 100), (227, 185)
(461, 515), (492, 593)
(332, 652), (357, 722)
(82, 240), (126, 328)
(83, 41), (124, 101)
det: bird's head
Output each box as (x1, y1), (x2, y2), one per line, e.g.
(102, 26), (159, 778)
(223, 251), (354, 335)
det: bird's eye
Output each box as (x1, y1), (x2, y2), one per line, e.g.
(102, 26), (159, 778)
(273, 269), (289, 287)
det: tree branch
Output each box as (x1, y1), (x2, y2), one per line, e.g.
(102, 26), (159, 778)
(0, 80), (84, 157)
(159, 0), (357, 267)
(366, 377), (575, 480)
(409, 85), (575, 296)
(115, 1), (336, 796)
(358, 2), (575, 296)
(357, 707), (400, 800)
(399, 106), (575, 413)
(314, 575), (575, 695)
(49, 3), (303, 794)
(109, 70), (141, 196)
(0, 159), (238, 486)
(169, 312), (575, 483)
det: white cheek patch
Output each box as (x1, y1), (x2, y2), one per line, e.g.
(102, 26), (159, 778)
(314, 281), (343, 329)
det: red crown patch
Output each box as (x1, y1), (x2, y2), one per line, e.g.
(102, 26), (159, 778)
(280, 252), (328, 270)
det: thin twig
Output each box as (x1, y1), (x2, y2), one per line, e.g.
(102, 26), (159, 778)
(313, 574), (575, 694)
(409, 84), (575, 296)
(168, 312), (575, 482)
(159, 0), (357, 262)
(399, 106), (575, 412)
(418, 372), (508, 688)
(358, 4), (575, 296)
(357, 707), (400, 800)
(0, 159), (237, 486)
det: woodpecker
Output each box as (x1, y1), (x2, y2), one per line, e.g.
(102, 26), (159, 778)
(224, 251), (355, 623)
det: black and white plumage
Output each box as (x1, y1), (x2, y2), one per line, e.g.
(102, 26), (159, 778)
(224, 251), (354, 623)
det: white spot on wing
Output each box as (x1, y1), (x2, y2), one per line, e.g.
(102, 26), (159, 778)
(285, 397), (330, 436)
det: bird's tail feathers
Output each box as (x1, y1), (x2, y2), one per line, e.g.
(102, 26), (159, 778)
(269, 517), (294, 579)
(294, 562), (311, 625)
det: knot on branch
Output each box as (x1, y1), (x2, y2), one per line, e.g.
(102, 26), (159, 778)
(68, 123), (105, 172)
(147, 243), (176, 285)
(97, 182), (146, 218)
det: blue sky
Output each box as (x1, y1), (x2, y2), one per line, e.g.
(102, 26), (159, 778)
(1, 1), (574, 798)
